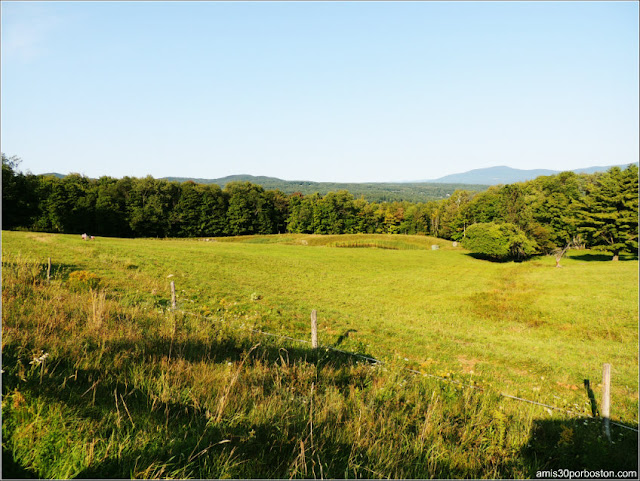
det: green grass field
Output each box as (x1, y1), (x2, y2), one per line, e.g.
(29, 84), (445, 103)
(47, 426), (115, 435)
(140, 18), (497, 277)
(2, 231), (638, 478)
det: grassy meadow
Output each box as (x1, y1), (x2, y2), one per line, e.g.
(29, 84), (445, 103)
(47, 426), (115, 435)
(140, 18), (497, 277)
(2, 230), (638, 478)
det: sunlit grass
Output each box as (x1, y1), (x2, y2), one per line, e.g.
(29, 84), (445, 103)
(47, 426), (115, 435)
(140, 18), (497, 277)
(3, 231), (638, 424)
(2, 230), (638, 478)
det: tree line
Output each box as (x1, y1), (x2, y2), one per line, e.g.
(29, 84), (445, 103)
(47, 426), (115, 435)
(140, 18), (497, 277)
(161, 174), (488, 203)
(2, 154), (637, 260)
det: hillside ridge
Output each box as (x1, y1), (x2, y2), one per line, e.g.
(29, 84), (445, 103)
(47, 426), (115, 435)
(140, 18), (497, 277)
(424, 163), (637, 184)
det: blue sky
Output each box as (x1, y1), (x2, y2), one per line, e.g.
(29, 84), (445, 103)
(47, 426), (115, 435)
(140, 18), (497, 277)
(1, 1), (638, 182)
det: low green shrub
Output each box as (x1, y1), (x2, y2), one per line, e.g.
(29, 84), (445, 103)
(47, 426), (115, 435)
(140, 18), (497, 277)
(464, 222), (538, 261)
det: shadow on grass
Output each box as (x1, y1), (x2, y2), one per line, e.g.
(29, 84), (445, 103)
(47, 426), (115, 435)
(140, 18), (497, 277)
(0, 261), (80, 281)
(95, 333), (377, 370)
(1, 449), (39, 479)
(584, 379), (599, 417)
(463, 253), (527, 263)
(521, 417), (638, 475)
(7, 337), (637, 478)
(465, 252), (639, 264)
(4, 369), (300, 478)
(3, 361), (514, 479)
(568, 253), (638, 262)
(521, 377), (637, 474)
(334, 329), (357, 348)
(2, 337), (380, 479)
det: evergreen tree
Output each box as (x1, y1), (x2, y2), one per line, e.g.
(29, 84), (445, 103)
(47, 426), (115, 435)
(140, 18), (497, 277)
(575, 165), (639, 260)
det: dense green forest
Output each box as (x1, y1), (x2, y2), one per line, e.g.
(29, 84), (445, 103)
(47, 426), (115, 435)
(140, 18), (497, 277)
(160, 174), (489, 203)
(2, 154), (638, 259)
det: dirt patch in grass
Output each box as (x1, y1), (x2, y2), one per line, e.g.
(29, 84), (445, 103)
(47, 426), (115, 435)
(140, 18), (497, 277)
(457, 356), (481, 374)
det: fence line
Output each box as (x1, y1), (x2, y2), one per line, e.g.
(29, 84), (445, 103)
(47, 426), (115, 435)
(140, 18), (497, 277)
(175, 307), (639, 433)
(610, 420), (638, 432)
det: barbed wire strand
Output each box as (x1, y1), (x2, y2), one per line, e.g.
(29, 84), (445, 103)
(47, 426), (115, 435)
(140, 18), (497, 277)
(175, 307), (639, 433)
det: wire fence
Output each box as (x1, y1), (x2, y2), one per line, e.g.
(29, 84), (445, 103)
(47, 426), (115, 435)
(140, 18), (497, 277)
(34, 255), (638, 434)
(175, 306), (639, 433)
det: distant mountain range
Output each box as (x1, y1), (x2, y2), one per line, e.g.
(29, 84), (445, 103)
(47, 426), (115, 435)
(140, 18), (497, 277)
(424, 163), (638, 185)
(160, 175), (486, 203)
(40, 162), (636, 203)
(162, 163), (637, 199)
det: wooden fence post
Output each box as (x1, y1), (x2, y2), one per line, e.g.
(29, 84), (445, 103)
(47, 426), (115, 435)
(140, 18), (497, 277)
(170, 281), (176, 309)
(602, 363), (611, 441)
(311, 310), (318, 348)
(47, 257), (51, 284)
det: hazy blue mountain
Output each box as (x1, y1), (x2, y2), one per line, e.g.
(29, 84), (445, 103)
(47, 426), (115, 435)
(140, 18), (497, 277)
(571, 164), (638, 175)
(425, 163), (637, 185)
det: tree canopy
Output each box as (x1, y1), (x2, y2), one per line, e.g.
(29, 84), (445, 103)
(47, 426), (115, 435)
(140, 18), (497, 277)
(573, 165), (638, 260)
(2, 154), (637, 261)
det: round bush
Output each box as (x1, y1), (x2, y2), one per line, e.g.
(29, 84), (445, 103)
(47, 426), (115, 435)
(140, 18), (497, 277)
(463, 222), (538, 261)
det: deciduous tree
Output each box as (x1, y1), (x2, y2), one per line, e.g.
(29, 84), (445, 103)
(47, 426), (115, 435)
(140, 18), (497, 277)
(464, 222), (538, 261)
